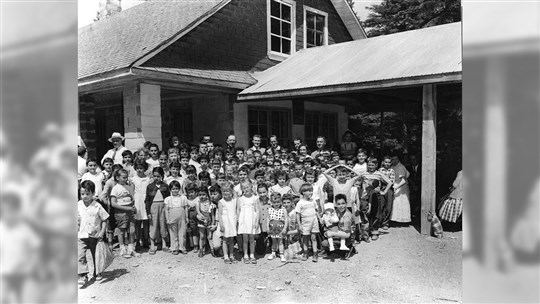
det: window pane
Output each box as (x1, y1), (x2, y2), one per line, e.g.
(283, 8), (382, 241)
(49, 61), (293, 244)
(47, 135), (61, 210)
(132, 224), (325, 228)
(306, 13), (315, 30)
(271, 35), (281, 52)
(271, 0), (280, 18)
(307, 29), (315, 45)
(316, 15), (325, 31)
(282, 22), (291, 38)
(260, 126), (268, 138)
(282, 38), (291, 54)
(248, 110), (257, 124)
(259, 111), (267, 124)
(249, 125), (259, 138)
(271, 18), (280, 35)
(281, 4), (291, 21)
(315, 32), (323, 46)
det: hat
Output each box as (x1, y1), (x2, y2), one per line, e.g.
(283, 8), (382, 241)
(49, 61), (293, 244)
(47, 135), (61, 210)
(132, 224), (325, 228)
(324, 202), (335, 211)
(108, 132), (125, 143)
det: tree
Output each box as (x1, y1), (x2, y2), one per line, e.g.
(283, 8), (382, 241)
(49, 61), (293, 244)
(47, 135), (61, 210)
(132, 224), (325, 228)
(345, 0), (361, 22)
(361, 0), (461, 37)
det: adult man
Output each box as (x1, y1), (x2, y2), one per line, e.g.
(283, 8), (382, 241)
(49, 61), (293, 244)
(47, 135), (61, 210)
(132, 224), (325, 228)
(268, 135), (282, 154)
(406, 154), (421, 221)
(225, 134), (236, 151)
(101, 132), (128, 165)
(248, 134), (266, 155)
(311, 136), (330, 160)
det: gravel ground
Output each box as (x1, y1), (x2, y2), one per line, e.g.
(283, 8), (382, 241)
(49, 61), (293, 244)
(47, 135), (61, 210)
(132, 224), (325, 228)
(79, 225), (462, 303)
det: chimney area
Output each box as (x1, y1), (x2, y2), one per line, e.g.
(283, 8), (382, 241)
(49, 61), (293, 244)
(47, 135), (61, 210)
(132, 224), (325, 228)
(97, 0), (122, 20)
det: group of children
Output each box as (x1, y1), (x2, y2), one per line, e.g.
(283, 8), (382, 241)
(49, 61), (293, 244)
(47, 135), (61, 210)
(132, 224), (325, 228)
(78, 133), (413, 286)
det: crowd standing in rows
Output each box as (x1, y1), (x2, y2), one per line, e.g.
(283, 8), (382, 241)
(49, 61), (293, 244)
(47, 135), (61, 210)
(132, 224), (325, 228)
(77, 131), (421, 286)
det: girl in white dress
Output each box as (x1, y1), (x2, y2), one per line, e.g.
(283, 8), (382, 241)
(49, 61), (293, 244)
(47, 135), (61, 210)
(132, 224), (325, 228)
(237, 180), (260, 264)
(131, 160), (151, 251)
(218, 183), (237, 264)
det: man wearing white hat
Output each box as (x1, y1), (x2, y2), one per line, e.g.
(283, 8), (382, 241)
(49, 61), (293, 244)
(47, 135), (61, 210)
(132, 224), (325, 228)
(101, 132), (128, 165)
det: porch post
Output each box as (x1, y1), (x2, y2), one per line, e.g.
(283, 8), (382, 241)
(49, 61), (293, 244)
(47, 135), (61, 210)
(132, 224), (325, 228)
(123, 82), (162, 151)
(421, 84), (437, 235)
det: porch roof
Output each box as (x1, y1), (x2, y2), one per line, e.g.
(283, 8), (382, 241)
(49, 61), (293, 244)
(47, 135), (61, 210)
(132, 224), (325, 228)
(238, 22), (462, 101)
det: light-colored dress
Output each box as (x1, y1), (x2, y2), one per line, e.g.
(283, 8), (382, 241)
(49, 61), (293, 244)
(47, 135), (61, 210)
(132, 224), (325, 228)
(391, 163), (411, 222)
(132, 175), (150, 220)
(237, 196), (260, 235)
(219, 198), (237, 238)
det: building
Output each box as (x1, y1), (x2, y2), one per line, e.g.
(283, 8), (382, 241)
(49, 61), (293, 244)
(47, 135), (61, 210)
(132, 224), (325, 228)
(78, 0), (365, 158)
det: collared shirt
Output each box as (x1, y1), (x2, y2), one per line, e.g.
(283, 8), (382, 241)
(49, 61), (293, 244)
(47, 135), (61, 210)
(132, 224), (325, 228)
(311, 149), (330, 160)
(78, 200), (109, 239)
(337, 210), (353, 233)
(101, 146), (128, 165)
(248, 146), (266, 155)
(289, 177), (305, 195)
(164, 195), (188, 208)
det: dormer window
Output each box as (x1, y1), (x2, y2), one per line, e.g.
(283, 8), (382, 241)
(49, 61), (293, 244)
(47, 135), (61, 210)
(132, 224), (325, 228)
(268, 0), (296, 61)
(304, 6), (328, 48)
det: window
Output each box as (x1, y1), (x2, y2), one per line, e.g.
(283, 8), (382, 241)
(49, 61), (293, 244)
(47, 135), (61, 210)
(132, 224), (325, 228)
(248, 107), (292, 148)
(305, 111), (338, 149)
(304, 6), (328, 49)
(268, 0), (296, 60)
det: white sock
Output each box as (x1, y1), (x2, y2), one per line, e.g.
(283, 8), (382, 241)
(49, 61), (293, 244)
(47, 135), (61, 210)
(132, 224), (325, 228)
(328, 238), (335, 251)
(340, 238), (349, 250)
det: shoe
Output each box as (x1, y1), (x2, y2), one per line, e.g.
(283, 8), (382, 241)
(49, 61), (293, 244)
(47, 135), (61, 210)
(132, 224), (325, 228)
(210, 248), (216, 257)
(180, 250), (187, 255)
(243, 257), (250, 264)
(193, 247), (199, 253)
(162, 246), (170, 253)
(251, 257), (257, 264)
(329, 245), (336, 252)
(280, 255), (286, 262)
(267, 253), (276, 260)
(198, 250), (204, 258)
(371, 235), (379, 241)
(119, 246), (127, 257)
(301, 253), (308, 261)
(95, 274), (103, 281)
(149, 247), (157, 255)
(172, 250), (179, 255)
(382, 225), (389, 230)
(78, 275), (88, 287)
(224, 258), (231, 264)
(312, 252), (318, 262)
(340, 245), (350, 251)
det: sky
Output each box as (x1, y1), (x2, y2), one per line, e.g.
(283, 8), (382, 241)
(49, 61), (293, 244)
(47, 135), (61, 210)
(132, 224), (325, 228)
(78, 0), (382, 28)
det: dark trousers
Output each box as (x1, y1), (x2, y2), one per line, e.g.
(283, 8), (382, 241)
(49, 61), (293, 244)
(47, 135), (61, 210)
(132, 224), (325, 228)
(368, 192), (385, 235)
(255, 232), (268, 255)
(382, 189), (394, 227)
(78, 237), (98, 277)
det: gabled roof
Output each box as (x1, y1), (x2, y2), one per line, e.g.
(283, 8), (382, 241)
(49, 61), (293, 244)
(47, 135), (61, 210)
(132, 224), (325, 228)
(329, 0), (366, 39)
(239, 22), (462, 100)
(78, 0), (229, 80)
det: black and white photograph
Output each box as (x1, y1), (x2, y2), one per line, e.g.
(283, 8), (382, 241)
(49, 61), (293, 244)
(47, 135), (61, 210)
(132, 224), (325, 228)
(76, 0), (462, 302)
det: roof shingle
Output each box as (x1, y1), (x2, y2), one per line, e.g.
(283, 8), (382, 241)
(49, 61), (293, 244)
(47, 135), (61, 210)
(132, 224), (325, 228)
(78, 0), (228, 79)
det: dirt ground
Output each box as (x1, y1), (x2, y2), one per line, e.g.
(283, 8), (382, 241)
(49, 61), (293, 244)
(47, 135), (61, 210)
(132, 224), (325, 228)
(78, 226), (462, 303)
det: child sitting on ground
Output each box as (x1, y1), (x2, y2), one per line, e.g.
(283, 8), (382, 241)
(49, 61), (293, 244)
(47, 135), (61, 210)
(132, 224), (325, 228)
(322, 202), (348, 251)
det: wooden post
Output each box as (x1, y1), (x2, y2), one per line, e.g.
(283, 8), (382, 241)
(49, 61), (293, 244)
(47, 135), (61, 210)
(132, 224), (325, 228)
(483, 58), (506, 269)
(421, 84), (437, 235)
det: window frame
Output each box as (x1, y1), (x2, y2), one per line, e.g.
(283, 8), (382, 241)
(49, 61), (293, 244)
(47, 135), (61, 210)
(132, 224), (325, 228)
(303, 5), (328, 49)
(267, 0), (296, 61)
(248, 106), (292, 148)
(304, 111), (338, 149)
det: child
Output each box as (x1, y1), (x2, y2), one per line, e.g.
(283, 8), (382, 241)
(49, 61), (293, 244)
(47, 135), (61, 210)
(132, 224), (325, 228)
(295, 183), (320, 262)
(185, 183), (200, 252)
(360, 158), (392, 240)
(182, 165), (200, 191)
(218, 183), (237, 264)
(131, 159), (151, 251)
(158, 151), (170, 177)
(322, 164), (362, 213)
(198, 171), (211, 188)
(164, 181), (188, 255)
(208, 184), (223, 256)
(196, 186), (217, 257)
(145, 167), (170, 254)
(340, 131), (357, 161)
(322, 201), (348, 251)
(164, 162), (184, 189)
(237, 180), (260, 264)
(110, 169), (138, 258)
(352, 148), (368, 174)
(269, 170), (292, 196)
(99, 164), (123, 248)
(282, 193), (300, 245)
(255, 184), (271, 255)
(1, 191), (41, 299)
(101, 157), (114, 181)
(81, 158), (105, 199)
(122, 150), (134, 178)
(77, 181), (108, 286)
(267, 193), (288, 262)
(147, 144), (160, 168)
(378, 156), (396, 230)
(304, 169), (324, 214)
(233, 166), (254, 197)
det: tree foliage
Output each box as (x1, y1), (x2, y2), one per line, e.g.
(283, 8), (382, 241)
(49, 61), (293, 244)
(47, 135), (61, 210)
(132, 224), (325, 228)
(361, 0), (461, 37)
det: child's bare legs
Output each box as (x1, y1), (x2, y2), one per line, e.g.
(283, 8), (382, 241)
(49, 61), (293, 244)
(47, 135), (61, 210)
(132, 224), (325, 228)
(248, 234), (256, 260)
(242, 234), (249, 259)
(268, 237), (278, 259)
(222, 237), (230, 260)
(310, 233), (318, 254)
(198, 228), (206, 257)
(236, 235), (243, 254)
(301, 235), (310, 260)
(328, 231), (350, 250)
(277, 238), (285, 261)
(118, 228), (126, 255)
